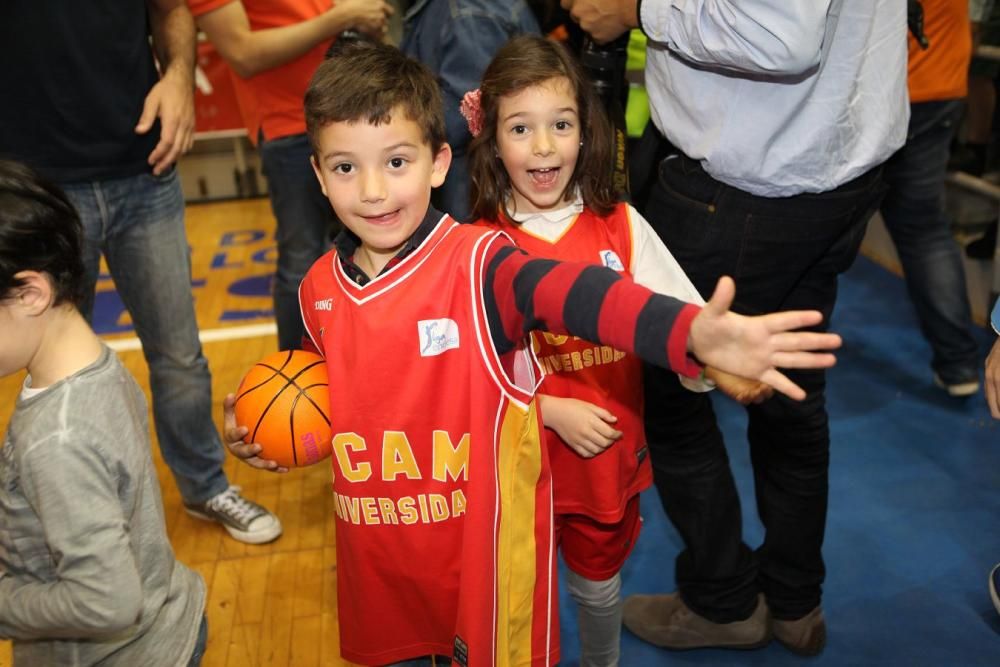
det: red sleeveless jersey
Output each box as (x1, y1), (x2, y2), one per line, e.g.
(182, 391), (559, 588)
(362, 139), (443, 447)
(490, 203), (652, 522)
(299, 216), (558, 666)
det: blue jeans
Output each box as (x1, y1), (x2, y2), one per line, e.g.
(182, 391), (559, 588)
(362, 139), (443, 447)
(641, 153), (887, 621)
(60, 169), (228, 505)
(259, 133), (338, 350)
(187, 615), (208, 667)
(880, 99), (979, 384)
(386, 658), (451, 666)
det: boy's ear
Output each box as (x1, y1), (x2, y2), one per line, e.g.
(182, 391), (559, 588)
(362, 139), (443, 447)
(310, 155), (329, 197)
(12, 271), (54, 317)
(430, 142), (453, 188)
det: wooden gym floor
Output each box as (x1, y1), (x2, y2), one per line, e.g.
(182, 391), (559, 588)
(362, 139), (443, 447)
(0, 198), (359, 667)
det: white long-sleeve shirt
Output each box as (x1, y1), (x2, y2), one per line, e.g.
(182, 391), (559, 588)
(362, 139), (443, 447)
(641, 0), (909, 197)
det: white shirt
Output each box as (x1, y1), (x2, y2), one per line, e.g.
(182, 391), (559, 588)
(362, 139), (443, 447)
(640, 0), (909, 197)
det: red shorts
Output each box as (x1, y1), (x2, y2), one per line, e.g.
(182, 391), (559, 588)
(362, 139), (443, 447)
(555, 494), (642, 581)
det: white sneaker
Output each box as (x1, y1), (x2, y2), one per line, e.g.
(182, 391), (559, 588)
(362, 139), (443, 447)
(184, 486), (282, 544)
(933, 373), (980, 398)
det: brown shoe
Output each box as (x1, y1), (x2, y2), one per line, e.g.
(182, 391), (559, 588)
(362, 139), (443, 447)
(622, 592), (771, 650)
(772, 606), (826, 656)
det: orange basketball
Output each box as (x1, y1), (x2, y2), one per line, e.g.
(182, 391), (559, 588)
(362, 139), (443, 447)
(234, 350), (332, 468)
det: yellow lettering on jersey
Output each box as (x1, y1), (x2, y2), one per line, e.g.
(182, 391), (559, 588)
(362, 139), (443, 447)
(582, 348), (594, 367)
(451, 488), (467, 517)
(361, 497), (379, 524)
(332, 492), (345, 521)
(341, 494), (361, 524)
(382, 431), (421, 481)
(333, 492), (467, 525)
(398, 496), (419, 524)
(601, 346), (615, 363)
(570, 351), (583, 370)
(541, 331), (570, 346)
(429, 494), (449, 522)
(432, 430), (470, 482)
(378, 498), (399, 524)
(332, 433), (372, 482)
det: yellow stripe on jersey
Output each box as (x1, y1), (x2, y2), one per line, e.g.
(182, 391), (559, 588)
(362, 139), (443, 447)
(495, 398), (545, 665)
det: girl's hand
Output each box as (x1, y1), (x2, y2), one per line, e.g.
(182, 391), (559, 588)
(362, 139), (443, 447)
(222, 394), (288, 473)
(539, 395), (623, 458)
(705, 367), (774, 405)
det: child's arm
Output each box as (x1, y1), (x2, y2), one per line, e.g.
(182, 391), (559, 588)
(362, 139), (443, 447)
(538, 394), (622, 458)
(483, 239), (838, 401)
(0, 437), (142, 640)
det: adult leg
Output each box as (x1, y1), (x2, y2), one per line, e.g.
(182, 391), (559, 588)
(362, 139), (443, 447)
(881, 100), (979, 390)
(96, 169), (281, 543)
(259, 133), (338, 351)
(636, 154), (885, 648)
(97, 169), (227, 504)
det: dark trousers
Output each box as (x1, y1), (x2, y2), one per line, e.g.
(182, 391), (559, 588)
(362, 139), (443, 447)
(881, 100), (978, 383)
(641, 153), (887, 622)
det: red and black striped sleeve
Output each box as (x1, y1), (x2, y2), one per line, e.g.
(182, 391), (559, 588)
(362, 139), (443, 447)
(482, 237), (703, 377)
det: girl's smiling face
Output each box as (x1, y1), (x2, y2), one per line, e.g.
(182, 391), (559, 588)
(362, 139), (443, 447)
(495, 77), (581, 215)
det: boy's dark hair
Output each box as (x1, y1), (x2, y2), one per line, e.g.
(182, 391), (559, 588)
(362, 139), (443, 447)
(0, 160), (86, 307)
(306, 40), (447, 156)
(469, 35), (616, 222)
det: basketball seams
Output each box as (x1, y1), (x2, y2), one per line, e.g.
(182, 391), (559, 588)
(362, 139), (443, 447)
(235, 351), (331, 467)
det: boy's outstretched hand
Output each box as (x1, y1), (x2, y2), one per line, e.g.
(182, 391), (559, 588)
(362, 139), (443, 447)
(688, 277), (841, 401)
(222, 394), (289, 473)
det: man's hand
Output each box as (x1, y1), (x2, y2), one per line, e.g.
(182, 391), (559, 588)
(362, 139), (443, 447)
(222, 394), (289, 472)
(136, 67), (196, 175)
(706, 367), (775, 405)
(337, 0), (393, 38)
(689, 277), (841, 401)
(560, 0), (639, 43)
(986, 338), (1000, 418)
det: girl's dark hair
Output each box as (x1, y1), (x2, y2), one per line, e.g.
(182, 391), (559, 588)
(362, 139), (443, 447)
(469, 35), (616, 222)
(0, 160), (86, 306)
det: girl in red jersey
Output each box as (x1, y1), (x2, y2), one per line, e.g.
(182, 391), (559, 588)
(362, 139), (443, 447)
(466, 35), (771, 666)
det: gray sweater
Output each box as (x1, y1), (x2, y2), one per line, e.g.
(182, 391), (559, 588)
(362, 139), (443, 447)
(0, 345), (205, 666)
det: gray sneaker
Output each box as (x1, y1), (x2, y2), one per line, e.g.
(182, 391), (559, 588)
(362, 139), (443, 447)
(184, 486), (282, 544)
(933, 372), (980, 398)
(622, 592), (771, 650)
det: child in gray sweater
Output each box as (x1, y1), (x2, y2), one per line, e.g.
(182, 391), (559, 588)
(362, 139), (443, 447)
(0, 160), (206, 666)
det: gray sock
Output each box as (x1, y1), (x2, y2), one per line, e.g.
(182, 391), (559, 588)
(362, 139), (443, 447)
(565, 569), (622, 667)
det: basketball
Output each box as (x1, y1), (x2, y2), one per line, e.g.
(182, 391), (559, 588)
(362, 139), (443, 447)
(234, 350), (332, 468)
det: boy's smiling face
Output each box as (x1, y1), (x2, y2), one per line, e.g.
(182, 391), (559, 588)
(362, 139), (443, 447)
(311, 108), (451, 275)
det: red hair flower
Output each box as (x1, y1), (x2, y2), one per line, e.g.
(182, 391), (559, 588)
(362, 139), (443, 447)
(460, 89), (484, 138)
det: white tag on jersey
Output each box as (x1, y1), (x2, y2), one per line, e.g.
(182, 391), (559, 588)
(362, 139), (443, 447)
(599, 249), (625, 271)
(418, 318), (460, 357)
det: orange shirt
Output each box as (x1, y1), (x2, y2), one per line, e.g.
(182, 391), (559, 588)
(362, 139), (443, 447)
(908, 0), (971, 103)
(187, 0), (332, 142)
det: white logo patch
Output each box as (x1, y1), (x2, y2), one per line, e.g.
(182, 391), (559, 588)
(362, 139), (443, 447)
(599, 250), (625, 272)
(418, 318), (460, 357)
(314, 298), (333, 311)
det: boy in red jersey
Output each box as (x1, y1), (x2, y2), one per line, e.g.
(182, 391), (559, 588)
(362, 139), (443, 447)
(221, 40), (842, 667)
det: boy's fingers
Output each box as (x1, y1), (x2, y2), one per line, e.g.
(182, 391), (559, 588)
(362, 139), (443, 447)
(770, 331), (842, 351)
(702, 276), (736, 317)
(770, 351), (838, 369)
(760, 369), (806, 401)
(761, 309), (825, 333)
